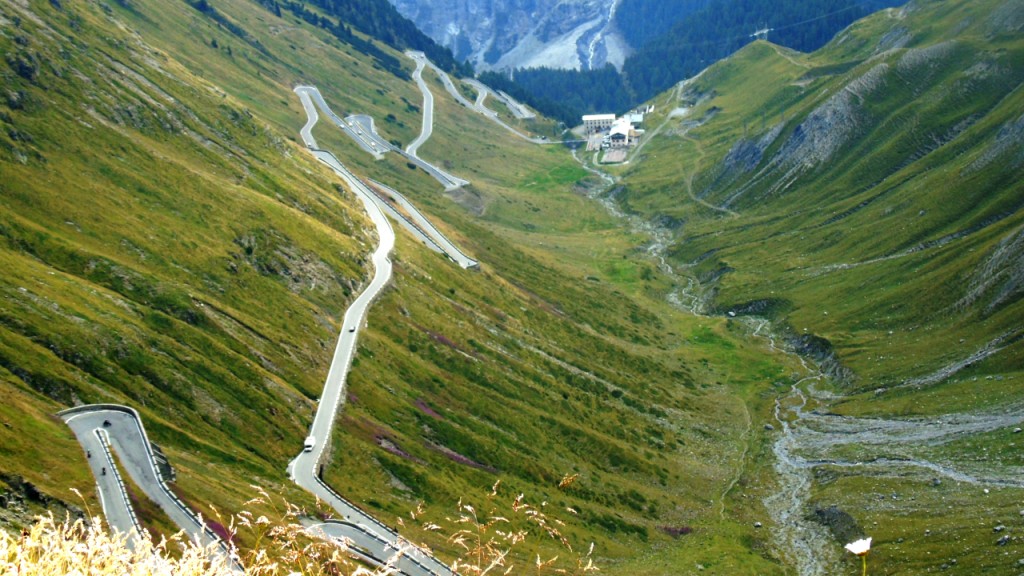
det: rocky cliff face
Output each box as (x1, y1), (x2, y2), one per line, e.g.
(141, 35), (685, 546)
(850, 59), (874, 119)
(387, 0), (630, 71)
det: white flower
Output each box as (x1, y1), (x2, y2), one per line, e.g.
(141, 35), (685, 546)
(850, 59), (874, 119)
(845, 537), (872, 556)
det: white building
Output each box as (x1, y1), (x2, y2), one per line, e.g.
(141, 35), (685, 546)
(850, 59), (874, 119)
(607, 117), (634, 148)
(582, 113), (616, 135)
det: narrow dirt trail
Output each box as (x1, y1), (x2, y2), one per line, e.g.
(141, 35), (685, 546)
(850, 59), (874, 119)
(770, 43), (811, 69)
(683, 133), (739, 217)
(718, 400), (752, 521)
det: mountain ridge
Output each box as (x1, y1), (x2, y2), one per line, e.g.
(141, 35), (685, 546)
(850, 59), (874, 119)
(472, 0), (902, 124)
(388, 0), (632, 71)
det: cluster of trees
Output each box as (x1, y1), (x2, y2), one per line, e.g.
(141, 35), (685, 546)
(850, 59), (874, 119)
(613, 0), (710, 48)
(477, 68), (623, 127)
(493, 0), (900, 123)
(273, 0), (409, 78)
(624, 0), (900, 99)
(254, 0), (472, 78)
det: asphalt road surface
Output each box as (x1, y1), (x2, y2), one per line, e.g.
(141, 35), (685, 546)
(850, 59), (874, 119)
(61, 405), (239, 571)
(62, 411), (141, 540)
(296, 86), (385, 159)
(399, 55), (470, 190)
(406, 53), (434, 158)
(293, 86), (453, 576)
(345, 114), (393, 155)
(298, 84), (467, 191)
(310, 521), (445, 576)
(368, 179), (478, 269)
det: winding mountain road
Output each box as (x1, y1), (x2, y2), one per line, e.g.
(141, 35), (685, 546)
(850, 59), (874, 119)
(368, 178), (478, 269)
(296, 85), (467, 190)
(298, 86), (385, 159)
(60, 405), (240, 571)
(58, 58), (563, 576)
(293, 85), (453, 576)
(463, 78), (549, 144)
(297, 86), (476, 269)
(310, 520), (443, 576)
(62, 86), (460, 576)
(406, 52), (571, 146)
(406, 54), (434, 158)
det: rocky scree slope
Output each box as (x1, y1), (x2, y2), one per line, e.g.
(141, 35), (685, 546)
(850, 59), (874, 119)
(387, 0), (629, 71)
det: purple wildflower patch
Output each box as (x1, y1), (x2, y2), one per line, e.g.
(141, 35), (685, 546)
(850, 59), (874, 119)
(207, 519), (233, 544)
(414, 398), (443, 420)
(425, 442), (498, 474)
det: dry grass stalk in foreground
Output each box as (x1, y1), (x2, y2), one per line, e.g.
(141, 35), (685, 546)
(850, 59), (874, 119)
(0, 495), (387, 576)
(1, 482), (599, 575)
(228, 486), (387, 576)
(0, 513), (237, 576)
(425, 480), (598, 575)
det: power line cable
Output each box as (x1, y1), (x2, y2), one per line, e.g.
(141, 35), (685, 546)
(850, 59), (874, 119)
(631, 0), (879, 55)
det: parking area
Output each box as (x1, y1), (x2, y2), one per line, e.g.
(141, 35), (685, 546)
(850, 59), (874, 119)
(601, 148), (628, 164)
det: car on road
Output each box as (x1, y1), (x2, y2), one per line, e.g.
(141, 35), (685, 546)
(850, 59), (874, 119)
(348, 326), (356, 333)
(304, 435), (316, 452)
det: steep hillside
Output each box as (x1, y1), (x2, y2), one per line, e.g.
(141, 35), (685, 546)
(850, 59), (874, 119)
(613, 0), (1024, 572)
(623, 0), (901, 101)
(622, 0), (1024, 388)
(279, 0), (471, 75)
(0, 0), (437, 529)
(613, 0), (708, 49)
(0, 0), (796, 573)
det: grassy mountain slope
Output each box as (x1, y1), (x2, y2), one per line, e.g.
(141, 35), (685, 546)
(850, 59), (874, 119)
(613, 0), (1023, 571)
(621, 0), (1024, 395)
(0, 0), (802, 572)
(0, 0), (387, 510)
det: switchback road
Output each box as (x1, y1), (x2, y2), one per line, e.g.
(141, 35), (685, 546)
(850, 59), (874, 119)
(368, 179), (478, 269)
(294, 85), (453, 576)
(296, 85), (467, 191)
(406, 52), (582, 146)
(60, 405), (240, 571)
(296, 87), (476, 269)
(406, 54), (434, 158)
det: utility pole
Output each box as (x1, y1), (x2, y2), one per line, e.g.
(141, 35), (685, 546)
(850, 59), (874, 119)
(750, 24), (773, 42)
